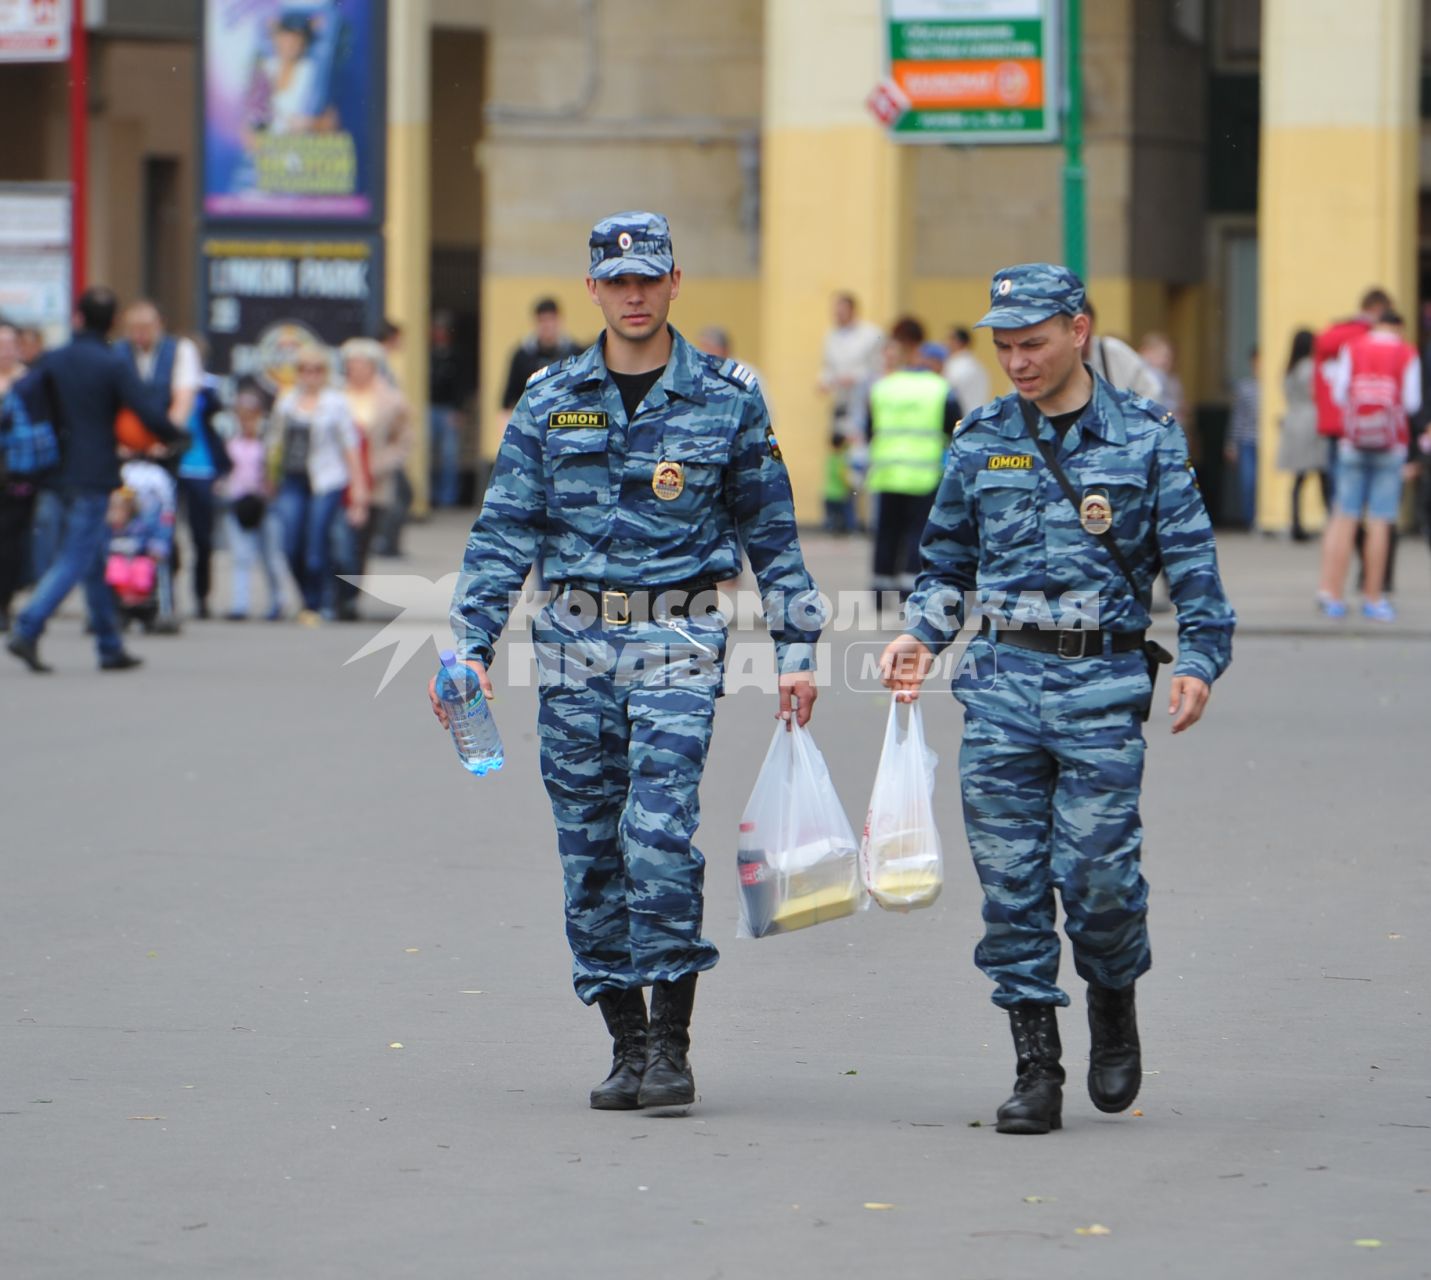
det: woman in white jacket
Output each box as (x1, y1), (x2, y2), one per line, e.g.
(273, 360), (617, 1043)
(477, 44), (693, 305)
(270, 344), (368, 624)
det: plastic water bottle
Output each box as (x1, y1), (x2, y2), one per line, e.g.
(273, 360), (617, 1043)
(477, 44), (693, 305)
(435, 649), (504, 776)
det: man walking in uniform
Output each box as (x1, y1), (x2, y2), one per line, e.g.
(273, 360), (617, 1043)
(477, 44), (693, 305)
(433, 212), (823, 1111)
(880, 265), (1235, 1134)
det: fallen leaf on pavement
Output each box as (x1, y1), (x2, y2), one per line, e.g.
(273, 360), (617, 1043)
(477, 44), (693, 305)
(1353, 1240), (1382, 1248)
(1132, 1109), (1144, 1117)
(129, 1115), (165, 1121)
(1075, 1224), (1112, 1236)
(388, 1042), (403, 1049)
(1023, 1195), (1053, 1204)
(863, 1203), (895, 1211)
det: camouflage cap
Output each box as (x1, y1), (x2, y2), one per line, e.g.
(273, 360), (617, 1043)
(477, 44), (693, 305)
(975, 263), (1086, 330)
(588, 211), (674, 280)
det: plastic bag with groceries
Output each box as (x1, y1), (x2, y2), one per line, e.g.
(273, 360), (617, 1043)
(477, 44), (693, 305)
(860, 695), (944, 912)
(736, 720), (861, 938)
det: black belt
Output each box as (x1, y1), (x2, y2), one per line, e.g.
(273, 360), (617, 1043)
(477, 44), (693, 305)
(980, 618), (1146, 660)
(550, 580), (722, 626)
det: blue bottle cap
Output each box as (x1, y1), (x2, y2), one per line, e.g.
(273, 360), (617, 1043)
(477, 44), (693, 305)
(440, 648), (457, 668)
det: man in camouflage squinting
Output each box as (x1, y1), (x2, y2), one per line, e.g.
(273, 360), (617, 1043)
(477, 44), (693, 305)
(881, 263), (1234, 1135)
(434, 212), (823, 1111)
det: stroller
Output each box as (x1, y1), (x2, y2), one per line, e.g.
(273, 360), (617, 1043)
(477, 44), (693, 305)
(108, 459), (177, 632)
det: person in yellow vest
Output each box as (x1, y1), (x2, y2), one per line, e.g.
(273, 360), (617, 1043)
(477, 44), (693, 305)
(867, 316), (962, 596)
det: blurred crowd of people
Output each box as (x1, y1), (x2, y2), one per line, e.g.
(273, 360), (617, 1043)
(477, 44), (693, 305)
(1, 288), (419, 672)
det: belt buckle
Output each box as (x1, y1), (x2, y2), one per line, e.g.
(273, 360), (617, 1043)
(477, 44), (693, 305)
(602, 589), (630, 626)
(1056, 628), (1090, 660)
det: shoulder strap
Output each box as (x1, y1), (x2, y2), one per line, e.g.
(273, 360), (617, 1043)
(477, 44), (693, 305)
(1016, 396), (1146, 606)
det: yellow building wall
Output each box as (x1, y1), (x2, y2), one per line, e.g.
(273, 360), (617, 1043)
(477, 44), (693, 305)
(1258, 0), (1421, 532)
(761, 0), (914, 523)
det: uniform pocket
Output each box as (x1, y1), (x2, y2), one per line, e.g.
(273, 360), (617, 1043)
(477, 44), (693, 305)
(1077, 467), (1149, 540)
(973, 468), (1040, 546)
(639, 433), (734, 511)
(546, 428), (610, 507)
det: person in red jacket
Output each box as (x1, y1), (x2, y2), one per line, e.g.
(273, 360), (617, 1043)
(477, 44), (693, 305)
(1316, 312), (1420, 621)
(1313, 288), (1392, 451)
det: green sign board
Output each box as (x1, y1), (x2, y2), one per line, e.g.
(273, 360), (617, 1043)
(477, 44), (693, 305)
(882, 0), (1062, 144)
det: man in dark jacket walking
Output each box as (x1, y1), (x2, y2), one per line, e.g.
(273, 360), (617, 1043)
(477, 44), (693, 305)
(6, 287), (181, 673)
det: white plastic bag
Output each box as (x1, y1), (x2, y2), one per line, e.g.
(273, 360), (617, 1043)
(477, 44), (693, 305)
(860, 696), (944, 911)
(736, 721), (861, 938)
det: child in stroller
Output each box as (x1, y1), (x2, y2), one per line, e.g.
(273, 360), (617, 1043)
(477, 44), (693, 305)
(107, 459), (178, 632)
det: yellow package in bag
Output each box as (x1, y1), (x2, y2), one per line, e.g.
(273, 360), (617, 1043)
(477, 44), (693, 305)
(737, 722), (861, 939)
(860, 696), (944, 912)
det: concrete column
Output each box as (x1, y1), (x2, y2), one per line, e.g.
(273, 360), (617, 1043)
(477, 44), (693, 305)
(1258, 0), (1420, 531)
(386, 0), (432, 513)
(761, 0), (913, 523)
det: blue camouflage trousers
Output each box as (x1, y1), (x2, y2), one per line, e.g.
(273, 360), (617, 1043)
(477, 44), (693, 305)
(954, 641), (1153, 1009)
(533, 598), (726, 1004)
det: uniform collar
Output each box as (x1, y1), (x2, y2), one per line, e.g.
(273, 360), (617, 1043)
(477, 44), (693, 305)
(571, 326), (707, 406)
(998, 367), (1126, 446)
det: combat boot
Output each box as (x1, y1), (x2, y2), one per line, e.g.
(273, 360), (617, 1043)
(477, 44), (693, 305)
(1086, 982), (1141, 1113)
(995, 1003), (1065, 1135)
(637, 973), (697, 1108)
(589, 988), (648, 1110)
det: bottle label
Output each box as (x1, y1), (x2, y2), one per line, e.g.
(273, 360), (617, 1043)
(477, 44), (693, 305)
(739, 860), (766, 887)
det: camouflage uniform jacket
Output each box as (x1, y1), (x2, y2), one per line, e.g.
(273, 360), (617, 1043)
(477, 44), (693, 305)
(452, 325), (822, 672)
(905, 373), (1235, 685)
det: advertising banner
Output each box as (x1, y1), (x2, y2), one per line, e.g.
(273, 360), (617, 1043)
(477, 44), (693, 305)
(0, 184), (71, 347)
(882, 0), (1060, 144)
(202, 0), (386, 222)
(199, 235), (383, 396)
(0, 0), (71, 63)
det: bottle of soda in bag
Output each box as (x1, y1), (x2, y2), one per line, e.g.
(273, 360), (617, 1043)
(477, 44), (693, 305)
(738, 821), (778, 937)
(435, 649), (504, 776)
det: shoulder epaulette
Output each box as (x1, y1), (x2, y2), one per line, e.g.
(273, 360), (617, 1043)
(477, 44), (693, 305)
(526, 355), (575, 388)
(716, 357), (758, 391)
(960, 398), (1005, 428)
(1125, 390), (1173, 424)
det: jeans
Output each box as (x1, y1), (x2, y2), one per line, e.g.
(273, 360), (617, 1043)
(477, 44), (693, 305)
(15, 490), (122, 659)
(430, 407), (461, 508)
(823, 496), (856, 534)
(274, 476), (345, 613)
(227, 510), (285, 616)
(1236, 442), (1258, 529)
(28, 486), (62, 585)
(177, 476), (217, 608)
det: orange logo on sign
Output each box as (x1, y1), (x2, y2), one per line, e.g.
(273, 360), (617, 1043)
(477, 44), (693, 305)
(891, 59), (1045, 111)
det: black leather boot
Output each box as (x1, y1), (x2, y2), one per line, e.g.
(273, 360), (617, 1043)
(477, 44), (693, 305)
(995, 1003), (1065, 1135)
(589, 988), (648, 1110)
(1087, 982), (1141, 1113)
(637, 974), (697, 1108)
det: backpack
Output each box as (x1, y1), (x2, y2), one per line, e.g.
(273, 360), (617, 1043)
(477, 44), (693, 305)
(1344, 370), (1402, 451)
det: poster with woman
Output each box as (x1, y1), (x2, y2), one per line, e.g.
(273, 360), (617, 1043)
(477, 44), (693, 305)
(203, 0), (386, 222)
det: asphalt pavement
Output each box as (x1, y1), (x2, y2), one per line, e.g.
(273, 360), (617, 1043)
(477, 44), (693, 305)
(3, 515), (1428, 1280)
